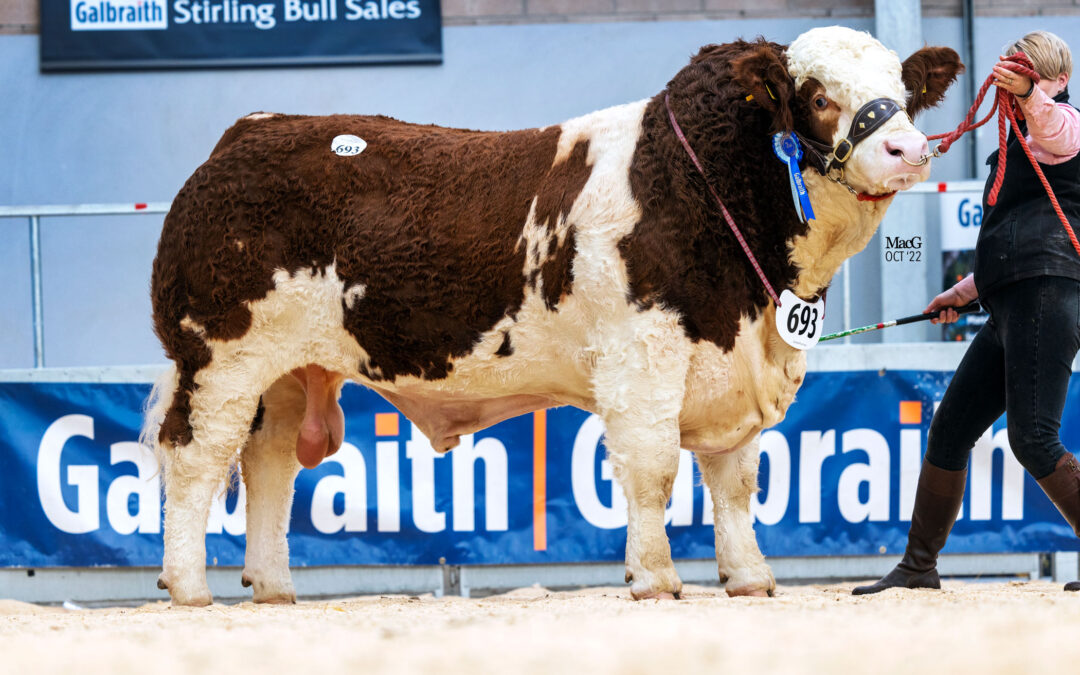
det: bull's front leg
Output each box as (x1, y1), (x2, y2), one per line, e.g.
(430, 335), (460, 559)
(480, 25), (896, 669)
(606, 415), (683, 599)
(594, 320), (690, 600)
(695, 436), (776, 597)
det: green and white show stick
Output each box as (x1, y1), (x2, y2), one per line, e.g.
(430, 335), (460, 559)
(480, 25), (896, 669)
(819, 303), (982, 342)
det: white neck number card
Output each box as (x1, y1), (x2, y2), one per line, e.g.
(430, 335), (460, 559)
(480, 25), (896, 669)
(776, 289), (825, 350)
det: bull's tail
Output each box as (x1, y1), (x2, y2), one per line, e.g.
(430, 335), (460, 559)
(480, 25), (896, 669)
(141, 364), (179, 467)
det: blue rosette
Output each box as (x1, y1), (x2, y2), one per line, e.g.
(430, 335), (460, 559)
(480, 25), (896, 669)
(772, 132), (816, 222)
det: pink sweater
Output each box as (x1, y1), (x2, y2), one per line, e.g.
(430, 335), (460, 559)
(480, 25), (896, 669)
(943, 86), (1080, 305)
(1017, 86), (1080, 164)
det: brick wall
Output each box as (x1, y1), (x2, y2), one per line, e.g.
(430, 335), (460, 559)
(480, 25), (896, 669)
(440, 1), (1080, 24)
(1, 0), (38, 34)
(5, 1), (1080, 34)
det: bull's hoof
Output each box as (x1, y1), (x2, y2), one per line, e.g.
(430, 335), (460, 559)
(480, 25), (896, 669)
(726, 586), (772, 598)
(159, 573), (213, 606)
(173, 594), (213, 607)
(168, 587), (213, 607)
(720, 562), (776, 598)
(632, 590), (680, 600)
(242, 569), (297, 604)
(254, 592), (297, 605)
(630, 579), (683, 601)
(626, 562), (682, 601)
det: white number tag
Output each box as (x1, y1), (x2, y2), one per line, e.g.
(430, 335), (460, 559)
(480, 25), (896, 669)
(776, 289), (825, 350)
(331, 134), (367, 157)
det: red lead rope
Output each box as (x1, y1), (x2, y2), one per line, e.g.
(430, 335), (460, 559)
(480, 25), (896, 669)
(665, 93), (783, 307)
(929, 52), (1080, 258)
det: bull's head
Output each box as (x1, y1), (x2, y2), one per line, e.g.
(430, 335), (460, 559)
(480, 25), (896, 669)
(730, 26), (963, 196)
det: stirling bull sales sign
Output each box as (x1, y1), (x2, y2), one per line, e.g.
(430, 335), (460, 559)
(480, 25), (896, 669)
(40, 0), (443, 71)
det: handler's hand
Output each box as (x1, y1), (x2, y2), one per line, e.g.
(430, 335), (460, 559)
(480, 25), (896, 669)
(926, 291), (961, 324)
(925, 274), (978, 324)
(993, 59), (1033, 97)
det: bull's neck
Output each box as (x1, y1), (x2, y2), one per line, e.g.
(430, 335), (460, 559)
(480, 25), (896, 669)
(640, 93), (809, 291)
(785, 171), (892, 299)
(623, 94), (812, 351)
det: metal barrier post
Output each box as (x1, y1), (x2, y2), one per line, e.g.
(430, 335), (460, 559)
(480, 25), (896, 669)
(0, 202), (171, 369)
(28, 215), (45, 368)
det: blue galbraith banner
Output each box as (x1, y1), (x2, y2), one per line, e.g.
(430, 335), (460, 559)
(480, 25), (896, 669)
(40, 0), (442, 71)
(1, 370), (1078, 568)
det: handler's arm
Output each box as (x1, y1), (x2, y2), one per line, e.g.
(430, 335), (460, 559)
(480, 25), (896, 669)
(1017, 86), (1080, 163)
(925, 273), (978, 324)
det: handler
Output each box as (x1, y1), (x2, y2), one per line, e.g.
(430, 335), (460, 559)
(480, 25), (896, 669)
(855, 31), (1080, 595)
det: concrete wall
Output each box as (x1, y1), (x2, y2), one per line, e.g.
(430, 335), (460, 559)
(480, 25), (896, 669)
(4, 10), (1080, 367)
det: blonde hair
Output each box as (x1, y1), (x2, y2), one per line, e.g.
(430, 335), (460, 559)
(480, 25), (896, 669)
(1005, 30), (1072, 81)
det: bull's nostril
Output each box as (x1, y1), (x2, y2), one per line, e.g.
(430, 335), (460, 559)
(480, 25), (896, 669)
(889, 148), (902, 157)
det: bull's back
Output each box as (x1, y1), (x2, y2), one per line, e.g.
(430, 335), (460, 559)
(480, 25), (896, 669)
(152, 112), (593, 382)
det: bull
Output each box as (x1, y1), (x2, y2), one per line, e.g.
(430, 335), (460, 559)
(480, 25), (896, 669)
(144, 26), (962, 605)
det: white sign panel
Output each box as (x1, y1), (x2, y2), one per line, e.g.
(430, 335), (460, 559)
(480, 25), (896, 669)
(71, 1), (169, 31)
(939, 191), (983, 252)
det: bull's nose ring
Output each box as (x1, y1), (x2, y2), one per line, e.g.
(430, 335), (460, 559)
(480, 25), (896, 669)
(901, 153), (931, 167)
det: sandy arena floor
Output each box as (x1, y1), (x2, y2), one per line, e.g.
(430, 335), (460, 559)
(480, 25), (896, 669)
(2, 581), (1079, 674)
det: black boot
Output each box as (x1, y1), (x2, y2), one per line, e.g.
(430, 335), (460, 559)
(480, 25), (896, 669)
(852, 462), (967, 595)
(1035, 454), (1080, 592)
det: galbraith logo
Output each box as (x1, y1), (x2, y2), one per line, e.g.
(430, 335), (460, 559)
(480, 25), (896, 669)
(71, 0), (169, 31)
(69, 1), (427, 32)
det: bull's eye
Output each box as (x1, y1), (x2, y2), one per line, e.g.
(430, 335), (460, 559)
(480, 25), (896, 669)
(813, 96), (828, 110)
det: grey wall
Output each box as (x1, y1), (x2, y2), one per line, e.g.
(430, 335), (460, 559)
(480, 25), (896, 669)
(3, 16), (1078, 368)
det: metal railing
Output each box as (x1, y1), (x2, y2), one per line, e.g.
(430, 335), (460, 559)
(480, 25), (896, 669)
(907, 179), (983, 192)
(0, 181), (986, 368)
(0, 202), (172, 368)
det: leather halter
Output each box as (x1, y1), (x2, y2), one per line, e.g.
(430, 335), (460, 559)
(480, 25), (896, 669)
(794, 97), (905, 195)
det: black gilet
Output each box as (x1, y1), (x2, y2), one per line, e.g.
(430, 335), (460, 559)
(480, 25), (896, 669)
(973, 89), (1080, 298)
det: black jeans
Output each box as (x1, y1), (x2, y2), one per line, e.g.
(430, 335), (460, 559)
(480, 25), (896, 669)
(926, 275), (1080, 479)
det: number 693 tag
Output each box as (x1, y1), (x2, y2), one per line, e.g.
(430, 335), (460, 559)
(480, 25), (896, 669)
(331, 134), (367, 157)
(775, 289), (826, 350)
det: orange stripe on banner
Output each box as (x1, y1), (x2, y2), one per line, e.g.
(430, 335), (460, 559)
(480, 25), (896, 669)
(899, 400), (922, 425)
(533, 409), (547, 551)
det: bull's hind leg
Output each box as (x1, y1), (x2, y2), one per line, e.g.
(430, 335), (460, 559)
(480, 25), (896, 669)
(240, 375), (306, 604)
(696, 437), (776, 597)
(158, 365), (266, 606)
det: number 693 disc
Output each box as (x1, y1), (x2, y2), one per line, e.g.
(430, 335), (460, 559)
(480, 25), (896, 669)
(775, 289), (826, 350)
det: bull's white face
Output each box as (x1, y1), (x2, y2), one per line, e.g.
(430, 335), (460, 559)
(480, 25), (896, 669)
(787, 27), (931, 195)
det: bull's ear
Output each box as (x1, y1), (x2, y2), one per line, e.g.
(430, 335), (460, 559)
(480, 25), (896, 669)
(730, 42), (796, 133)
(902, 46), (965, 117)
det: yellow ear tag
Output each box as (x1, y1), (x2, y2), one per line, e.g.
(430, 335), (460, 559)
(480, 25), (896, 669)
(745, 94), (755, 101)
(922, 86), (928, 94)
